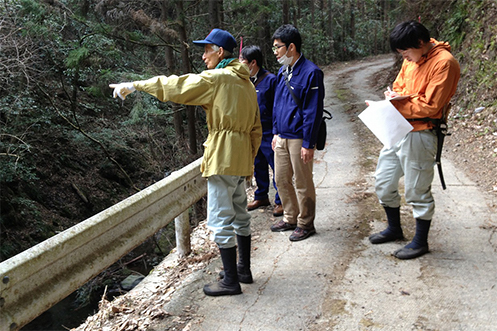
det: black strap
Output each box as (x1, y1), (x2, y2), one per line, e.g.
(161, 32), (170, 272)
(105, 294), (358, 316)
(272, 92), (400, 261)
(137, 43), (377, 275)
(282, 71), (332, 149)
(253, 71), (270, 88)
(406, 117), (440, 126)
(283, 71), (332, 119)
(323, 109), (333, 120)
(436, 123), (448, 189)
(406, 104), (452, 190)
(283, 70), (302, 109)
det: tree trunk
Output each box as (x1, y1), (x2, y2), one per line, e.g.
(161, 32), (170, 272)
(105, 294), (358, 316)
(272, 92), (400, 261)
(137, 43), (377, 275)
(341, 0), (347, 60)
(176, 0), (198, 154)
(328, 0), (334, 43)
(80, 0), (90, 18)
(350, 0), (355, 41)
(258, 0), (272, 63)
(295, 0), (301, 22)
(383, 0), (391, 53)
(161, 1), (185, 143)
(209, 0), (222, 28)
(311, 0), (315, 27)
(282, 0), (290, 24)
(165, 46), (185, 141)
(319, 0), (326, 33)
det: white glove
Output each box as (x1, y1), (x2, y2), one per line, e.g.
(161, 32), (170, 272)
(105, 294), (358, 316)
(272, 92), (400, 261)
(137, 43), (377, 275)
(109, 82), (136, 100)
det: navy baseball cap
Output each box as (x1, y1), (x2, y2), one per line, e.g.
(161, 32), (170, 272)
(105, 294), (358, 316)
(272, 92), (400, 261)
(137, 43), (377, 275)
(193, 29), (237, 53)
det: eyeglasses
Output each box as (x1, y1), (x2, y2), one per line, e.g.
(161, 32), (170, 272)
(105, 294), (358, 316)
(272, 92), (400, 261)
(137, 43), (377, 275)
(272, 44), (286, 52)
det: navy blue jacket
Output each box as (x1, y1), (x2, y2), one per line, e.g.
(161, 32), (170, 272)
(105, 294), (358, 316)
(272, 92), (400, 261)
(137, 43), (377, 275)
(272, 55), (324, 149)
(254, 68), (277, 135)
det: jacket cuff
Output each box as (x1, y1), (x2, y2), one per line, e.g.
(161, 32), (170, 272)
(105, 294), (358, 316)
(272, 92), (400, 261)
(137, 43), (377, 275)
(302, 141), (314, 149)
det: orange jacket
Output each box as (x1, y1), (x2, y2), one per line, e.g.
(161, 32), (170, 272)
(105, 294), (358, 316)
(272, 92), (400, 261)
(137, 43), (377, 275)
(391, 39), (460, 131)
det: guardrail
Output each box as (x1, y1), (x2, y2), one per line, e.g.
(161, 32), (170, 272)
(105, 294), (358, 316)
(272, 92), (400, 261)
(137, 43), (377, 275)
(0, 158), (207, 331)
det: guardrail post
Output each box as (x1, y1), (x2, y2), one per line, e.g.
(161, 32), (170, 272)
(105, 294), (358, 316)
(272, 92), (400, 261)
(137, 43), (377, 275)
(175, 210), (191, 257)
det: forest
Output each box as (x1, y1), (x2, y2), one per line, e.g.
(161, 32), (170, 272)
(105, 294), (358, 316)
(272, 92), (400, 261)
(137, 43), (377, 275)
(1, 0), (496, 263)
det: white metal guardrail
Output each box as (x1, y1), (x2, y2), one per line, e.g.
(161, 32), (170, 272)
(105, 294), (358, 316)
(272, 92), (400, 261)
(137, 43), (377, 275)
(0, 158), (206, 330)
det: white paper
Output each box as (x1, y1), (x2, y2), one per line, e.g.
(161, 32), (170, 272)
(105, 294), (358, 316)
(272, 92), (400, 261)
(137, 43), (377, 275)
(359, 100), (413, 149)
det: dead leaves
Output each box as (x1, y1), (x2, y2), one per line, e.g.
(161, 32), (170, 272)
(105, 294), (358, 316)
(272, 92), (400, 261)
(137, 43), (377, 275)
(344, 180), (374, 203)
(73, 221), (216, 331)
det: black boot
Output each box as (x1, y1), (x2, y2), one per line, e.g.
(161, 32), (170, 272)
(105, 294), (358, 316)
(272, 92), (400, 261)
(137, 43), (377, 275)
(394, 219), (431, 259)
(219, 235), (254, 283)
(235, 234), (253, 283)
(369, 207), (404, 244)
(204, 246), (242, 296)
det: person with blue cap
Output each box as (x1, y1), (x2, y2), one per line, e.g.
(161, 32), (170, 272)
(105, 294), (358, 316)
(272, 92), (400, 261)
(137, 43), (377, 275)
(109, 28), (262, 296)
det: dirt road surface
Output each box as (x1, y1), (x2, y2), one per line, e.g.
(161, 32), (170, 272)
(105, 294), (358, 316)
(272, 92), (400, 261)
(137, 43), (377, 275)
(75, 55), (497, 331)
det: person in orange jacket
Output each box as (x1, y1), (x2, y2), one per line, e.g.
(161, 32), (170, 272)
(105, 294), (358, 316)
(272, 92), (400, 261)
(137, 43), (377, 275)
(369, 21), (460, 259)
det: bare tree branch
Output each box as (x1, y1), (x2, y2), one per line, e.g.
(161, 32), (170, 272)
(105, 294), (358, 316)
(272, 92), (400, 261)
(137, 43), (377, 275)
(37, 84), (140, 192)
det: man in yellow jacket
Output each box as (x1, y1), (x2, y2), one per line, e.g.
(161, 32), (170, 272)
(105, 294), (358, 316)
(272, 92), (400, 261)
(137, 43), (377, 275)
(110, 28), (262, 295)
(369, 21), (460, 259)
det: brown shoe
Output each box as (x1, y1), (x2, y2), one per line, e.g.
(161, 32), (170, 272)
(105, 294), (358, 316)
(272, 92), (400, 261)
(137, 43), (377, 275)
(273, 204), (283, 217)
(247, 198), (270, 211)
(289, 227), (316, 241)
(270, 220), (297, 232)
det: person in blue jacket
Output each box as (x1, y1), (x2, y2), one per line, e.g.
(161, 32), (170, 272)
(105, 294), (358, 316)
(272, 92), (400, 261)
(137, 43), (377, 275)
(240, 45), (283, 217)
(269, 24), (325, 241)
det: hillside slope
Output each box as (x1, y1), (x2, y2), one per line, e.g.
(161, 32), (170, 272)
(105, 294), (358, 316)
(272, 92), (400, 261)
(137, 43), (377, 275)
(440, 0), (497, 193)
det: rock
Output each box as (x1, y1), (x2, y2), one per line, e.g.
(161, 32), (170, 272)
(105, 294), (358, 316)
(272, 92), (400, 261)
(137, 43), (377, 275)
(121, 274), (145, 291)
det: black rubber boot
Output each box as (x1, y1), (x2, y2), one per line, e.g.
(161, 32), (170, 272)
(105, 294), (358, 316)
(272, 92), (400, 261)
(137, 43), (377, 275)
(219, 235), (254, 283)
(369, 207), (404, 244)
(204, 246), (242, 296)
(235, 234), (253, 283)
(394, 218), (431, 259)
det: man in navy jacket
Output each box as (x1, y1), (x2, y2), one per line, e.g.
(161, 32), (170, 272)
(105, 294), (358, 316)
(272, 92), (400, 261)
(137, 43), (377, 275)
(240, 45), (283, 217)
(270, 24), (325, 241)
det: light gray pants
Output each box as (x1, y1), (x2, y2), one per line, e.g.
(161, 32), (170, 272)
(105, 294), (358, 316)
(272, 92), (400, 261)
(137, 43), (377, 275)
(207, 175), (251, 248)
(374, 130), (437, 220)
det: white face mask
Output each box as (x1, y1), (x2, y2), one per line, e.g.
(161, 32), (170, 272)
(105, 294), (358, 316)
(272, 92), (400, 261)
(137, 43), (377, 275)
(248, 64), (256, 77)
(277, 50), (294, 66)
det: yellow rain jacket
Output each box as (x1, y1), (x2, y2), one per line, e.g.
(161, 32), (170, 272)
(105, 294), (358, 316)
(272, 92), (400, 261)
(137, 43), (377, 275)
(134, 59), (262, 177)
(391, 38), (460, 131)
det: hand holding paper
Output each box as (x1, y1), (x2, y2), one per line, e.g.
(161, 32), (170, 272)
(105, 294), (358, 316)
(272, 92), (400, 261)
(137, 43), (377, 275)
(384, 86), (399, 99)
(384, 86), (414, 101)
(358, 100), (413, 149)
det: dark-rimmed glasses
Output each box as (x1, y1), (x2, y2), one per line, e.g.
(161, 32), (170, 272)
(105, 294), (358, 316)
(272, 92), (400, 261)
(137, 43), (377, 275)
(272, 44), (286, 52)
